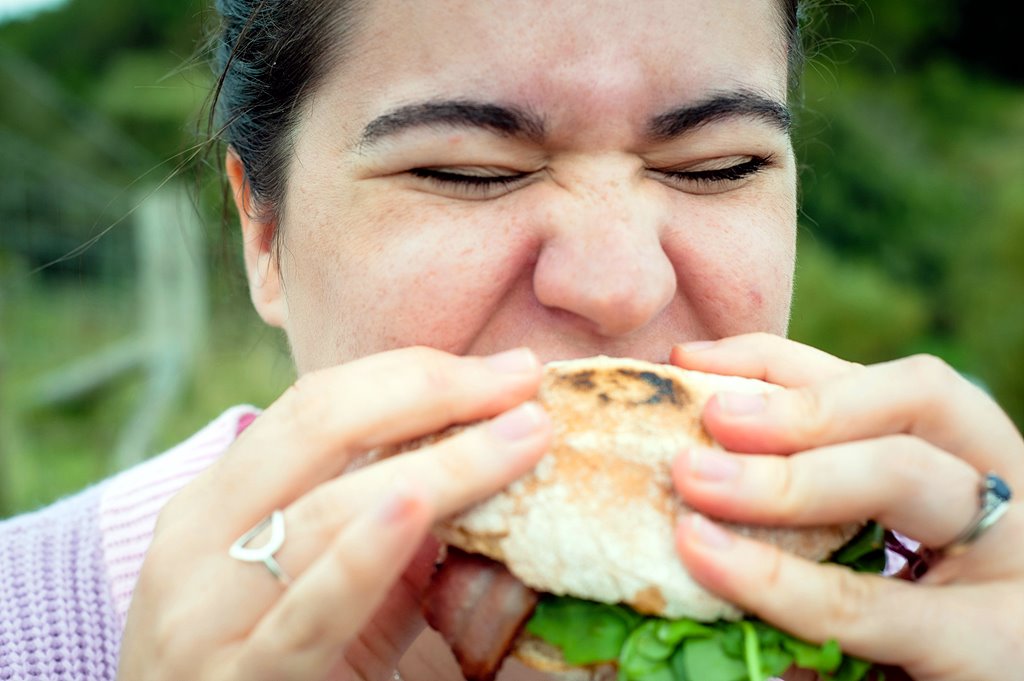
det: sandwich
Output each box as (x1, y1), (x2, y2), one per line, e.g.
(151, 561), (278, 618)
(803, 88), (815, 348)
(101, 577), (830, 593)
(416, 357), (885, 681)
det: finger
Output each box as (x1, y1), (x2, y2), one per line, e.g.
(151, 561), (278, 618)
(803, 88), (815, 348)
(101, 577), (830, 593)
(210, 401), (551, 631)
(673, 437), (979, 547)
(675, 514), (974, 674)
(178, 346), (543, 536)
(297, 400), (552, 529)
(339, 536), (439, 681)
(239, 483), (434, 681)
(700, 355), (1024, 484)
(670, 333), (859, 387)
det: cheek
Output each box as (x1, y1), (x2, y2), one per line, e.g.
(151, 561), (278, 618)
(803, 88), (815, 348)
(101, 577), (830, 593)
(370, 223), (539, 354)
(371, 238), (501, 349)
(281, 200), (534, 370)
(668, 204), (795, 336)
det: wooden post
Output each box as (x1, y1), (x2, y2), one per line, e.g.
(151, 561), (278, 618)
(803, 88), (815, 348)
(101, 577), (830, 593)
(111, 183), (206, 471)
(19, 183), (207, 475)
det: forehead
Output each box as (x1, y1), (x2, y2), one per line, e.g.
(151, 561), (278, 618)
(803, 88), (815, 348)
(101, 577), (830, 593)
(314, 0), (789, 144)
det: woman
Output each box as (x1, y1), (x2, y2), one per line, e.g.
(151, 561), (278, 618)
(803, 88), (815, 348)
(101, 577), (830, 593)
(2, 1), (1022, 680)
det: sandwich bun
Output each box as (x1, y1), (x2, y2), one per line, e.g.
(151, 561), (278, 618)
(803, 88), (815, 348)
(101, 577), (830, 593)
(436, 356), (861, 622)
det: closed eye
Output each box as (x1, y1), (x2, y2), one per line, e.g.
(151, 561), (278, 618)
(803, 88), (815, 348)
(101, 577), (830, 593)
(408, 168), (531, 195)
(656, 155), (773, 192)
(408, 155), (773, 197)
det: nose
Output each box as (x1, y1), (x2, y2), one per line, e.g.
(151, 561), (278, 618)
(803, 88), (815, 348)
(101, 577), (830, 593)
(532, 176), (677, 337)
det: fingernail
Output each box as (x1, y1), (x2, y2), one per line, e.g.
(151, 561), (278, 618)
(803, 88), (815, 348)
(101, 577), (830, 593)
(688, 447), (741, 481)
(679, 340), (716, 352)
(484, 347), (538, 374)
(690, 515), (734, 550)
(716, 392), (766, 416)
(489, 402), (546, 442)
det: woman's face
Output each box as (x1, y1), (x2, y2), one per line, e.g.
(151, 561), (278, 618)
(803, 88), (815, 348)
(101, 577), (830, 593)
(241, 0), (797, 373)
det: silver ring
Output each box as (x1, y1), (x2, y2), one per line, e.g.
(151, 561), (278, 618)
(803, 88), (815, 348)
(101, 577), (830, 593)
(229, 510), (293, 585)
(940, 472), (1013, 557)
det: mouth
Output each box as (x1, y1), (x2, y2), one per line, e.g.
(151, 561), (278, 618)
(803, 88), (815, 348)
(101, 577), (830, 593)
(532, 349), (675, 366)
(510, 339), (700, 366)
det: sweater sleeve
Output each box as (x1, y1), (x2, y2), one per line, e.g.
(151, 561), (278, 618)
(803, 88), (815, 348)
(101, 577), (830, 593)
(0, 484), (121, 680)
(0, 406), (259, 681)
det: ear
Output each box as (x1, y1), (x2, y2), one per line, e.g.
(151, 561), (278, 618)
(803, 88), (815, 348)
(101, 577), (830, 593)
(227, 149), (287, 328)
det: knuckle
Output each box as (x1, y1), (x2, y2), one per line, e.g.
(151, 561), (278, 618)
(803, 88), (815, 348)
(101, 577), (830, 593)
(420, 355), (459, 397)
(401, 344), (447, 364)
(388, 346), (459, 400)
(899, 354), (968, 426)
(876, 435), (932, 507)
(152, 494), (184, 537)
(281, 370), (336, 441)
(743, 331), (780, 352)
(432, 429), (486, 488)
(151, 602), (202, 667)
(767, 458), (803, 522)
(758, 544), (787, 596)
(787, 386), (831, 443)
(880, 434), (929, 480)
(824, 566), (875, 633)
(437, 438), (475, 479)
(749, 331), (779, 344)
(291, 489), (335, 541)
(266, 594), (325, 654)
(901, 353), (960, 395)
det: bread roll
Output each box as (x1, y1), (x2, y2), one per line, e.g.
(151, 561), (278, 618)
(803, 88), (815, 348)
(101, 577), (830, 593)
(436, 356), (860, 622)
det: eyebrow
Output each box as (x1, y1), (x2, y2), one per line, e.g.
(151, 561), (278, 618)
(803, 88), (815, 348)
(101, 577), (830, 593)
(359, 100), (546, 148)
(357, 90), (791, 149)
(648, 90), (791, 140)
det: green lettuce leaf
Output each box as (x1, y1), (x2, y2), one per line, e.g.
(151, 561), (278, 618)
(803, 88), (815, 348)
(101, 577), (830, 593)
(523, 521), (888, 680)
(782, 637), (842, 674)
(677, 635), (748, 681)
(524, 596), (642, 665)
(830, 522), (887, 573)
(524, 596), (873, 681)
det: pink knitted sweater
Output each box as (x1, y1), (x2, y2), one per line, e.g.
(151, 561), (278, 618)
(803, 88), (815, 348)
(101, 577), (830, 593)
(0, 406), (258, 680)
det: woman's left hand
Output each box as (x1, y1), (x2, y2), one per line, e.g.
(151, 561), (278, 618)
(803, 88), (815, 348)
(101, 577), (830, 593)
(669, 333), (1024, 681)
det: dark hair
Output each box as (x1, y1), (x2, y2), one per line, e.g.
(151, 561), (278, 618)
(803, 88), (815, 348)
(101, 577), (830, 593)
(209, 0), (362, 222)
(782, 0), (808, 89)
(210, 0), (807, 224)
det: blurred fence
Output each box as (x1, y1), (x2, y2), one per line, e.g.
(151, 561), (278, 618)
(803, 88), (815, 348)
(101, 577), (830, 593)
(0, 182), (208, 507)
(21, 184), (207, 470)
(1, 39), (210, 492)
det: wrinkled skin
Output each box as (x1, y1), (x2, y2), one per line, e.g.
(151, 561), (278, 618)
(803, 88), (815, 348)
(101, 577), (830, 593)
(117, 1), (1024, 680)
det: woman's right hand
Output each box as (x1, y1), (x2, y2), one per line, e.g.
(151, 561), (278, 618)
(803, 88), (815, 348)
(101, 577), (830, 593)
(117, 346), (552, 681)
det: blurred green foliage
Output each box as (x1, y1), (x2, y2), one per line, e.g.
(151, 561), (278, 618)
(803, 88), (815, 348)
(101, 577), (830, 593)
(1, 0), (1022, 517)
(789, 4), (1024, 423)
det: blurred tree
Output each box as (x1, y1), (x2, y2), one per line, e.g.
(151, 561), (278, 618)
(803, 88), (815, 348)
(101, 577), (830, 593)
(0, 0), (207, 102)
(807, 0), (1022, 83)
(791, 1), (1024, 424)
(0, 0), (212, 275)
(790, 238), (930, 364)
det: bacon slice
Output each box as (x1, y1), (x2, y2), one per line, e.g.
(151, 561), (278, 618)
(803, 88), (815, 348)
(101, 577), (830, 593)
(423, 548), (540, 681)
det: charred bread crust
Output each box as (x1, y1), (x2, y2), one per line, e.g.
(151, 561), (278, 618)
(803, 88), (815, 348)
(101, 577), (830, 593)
(410, 357), (861, 621)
